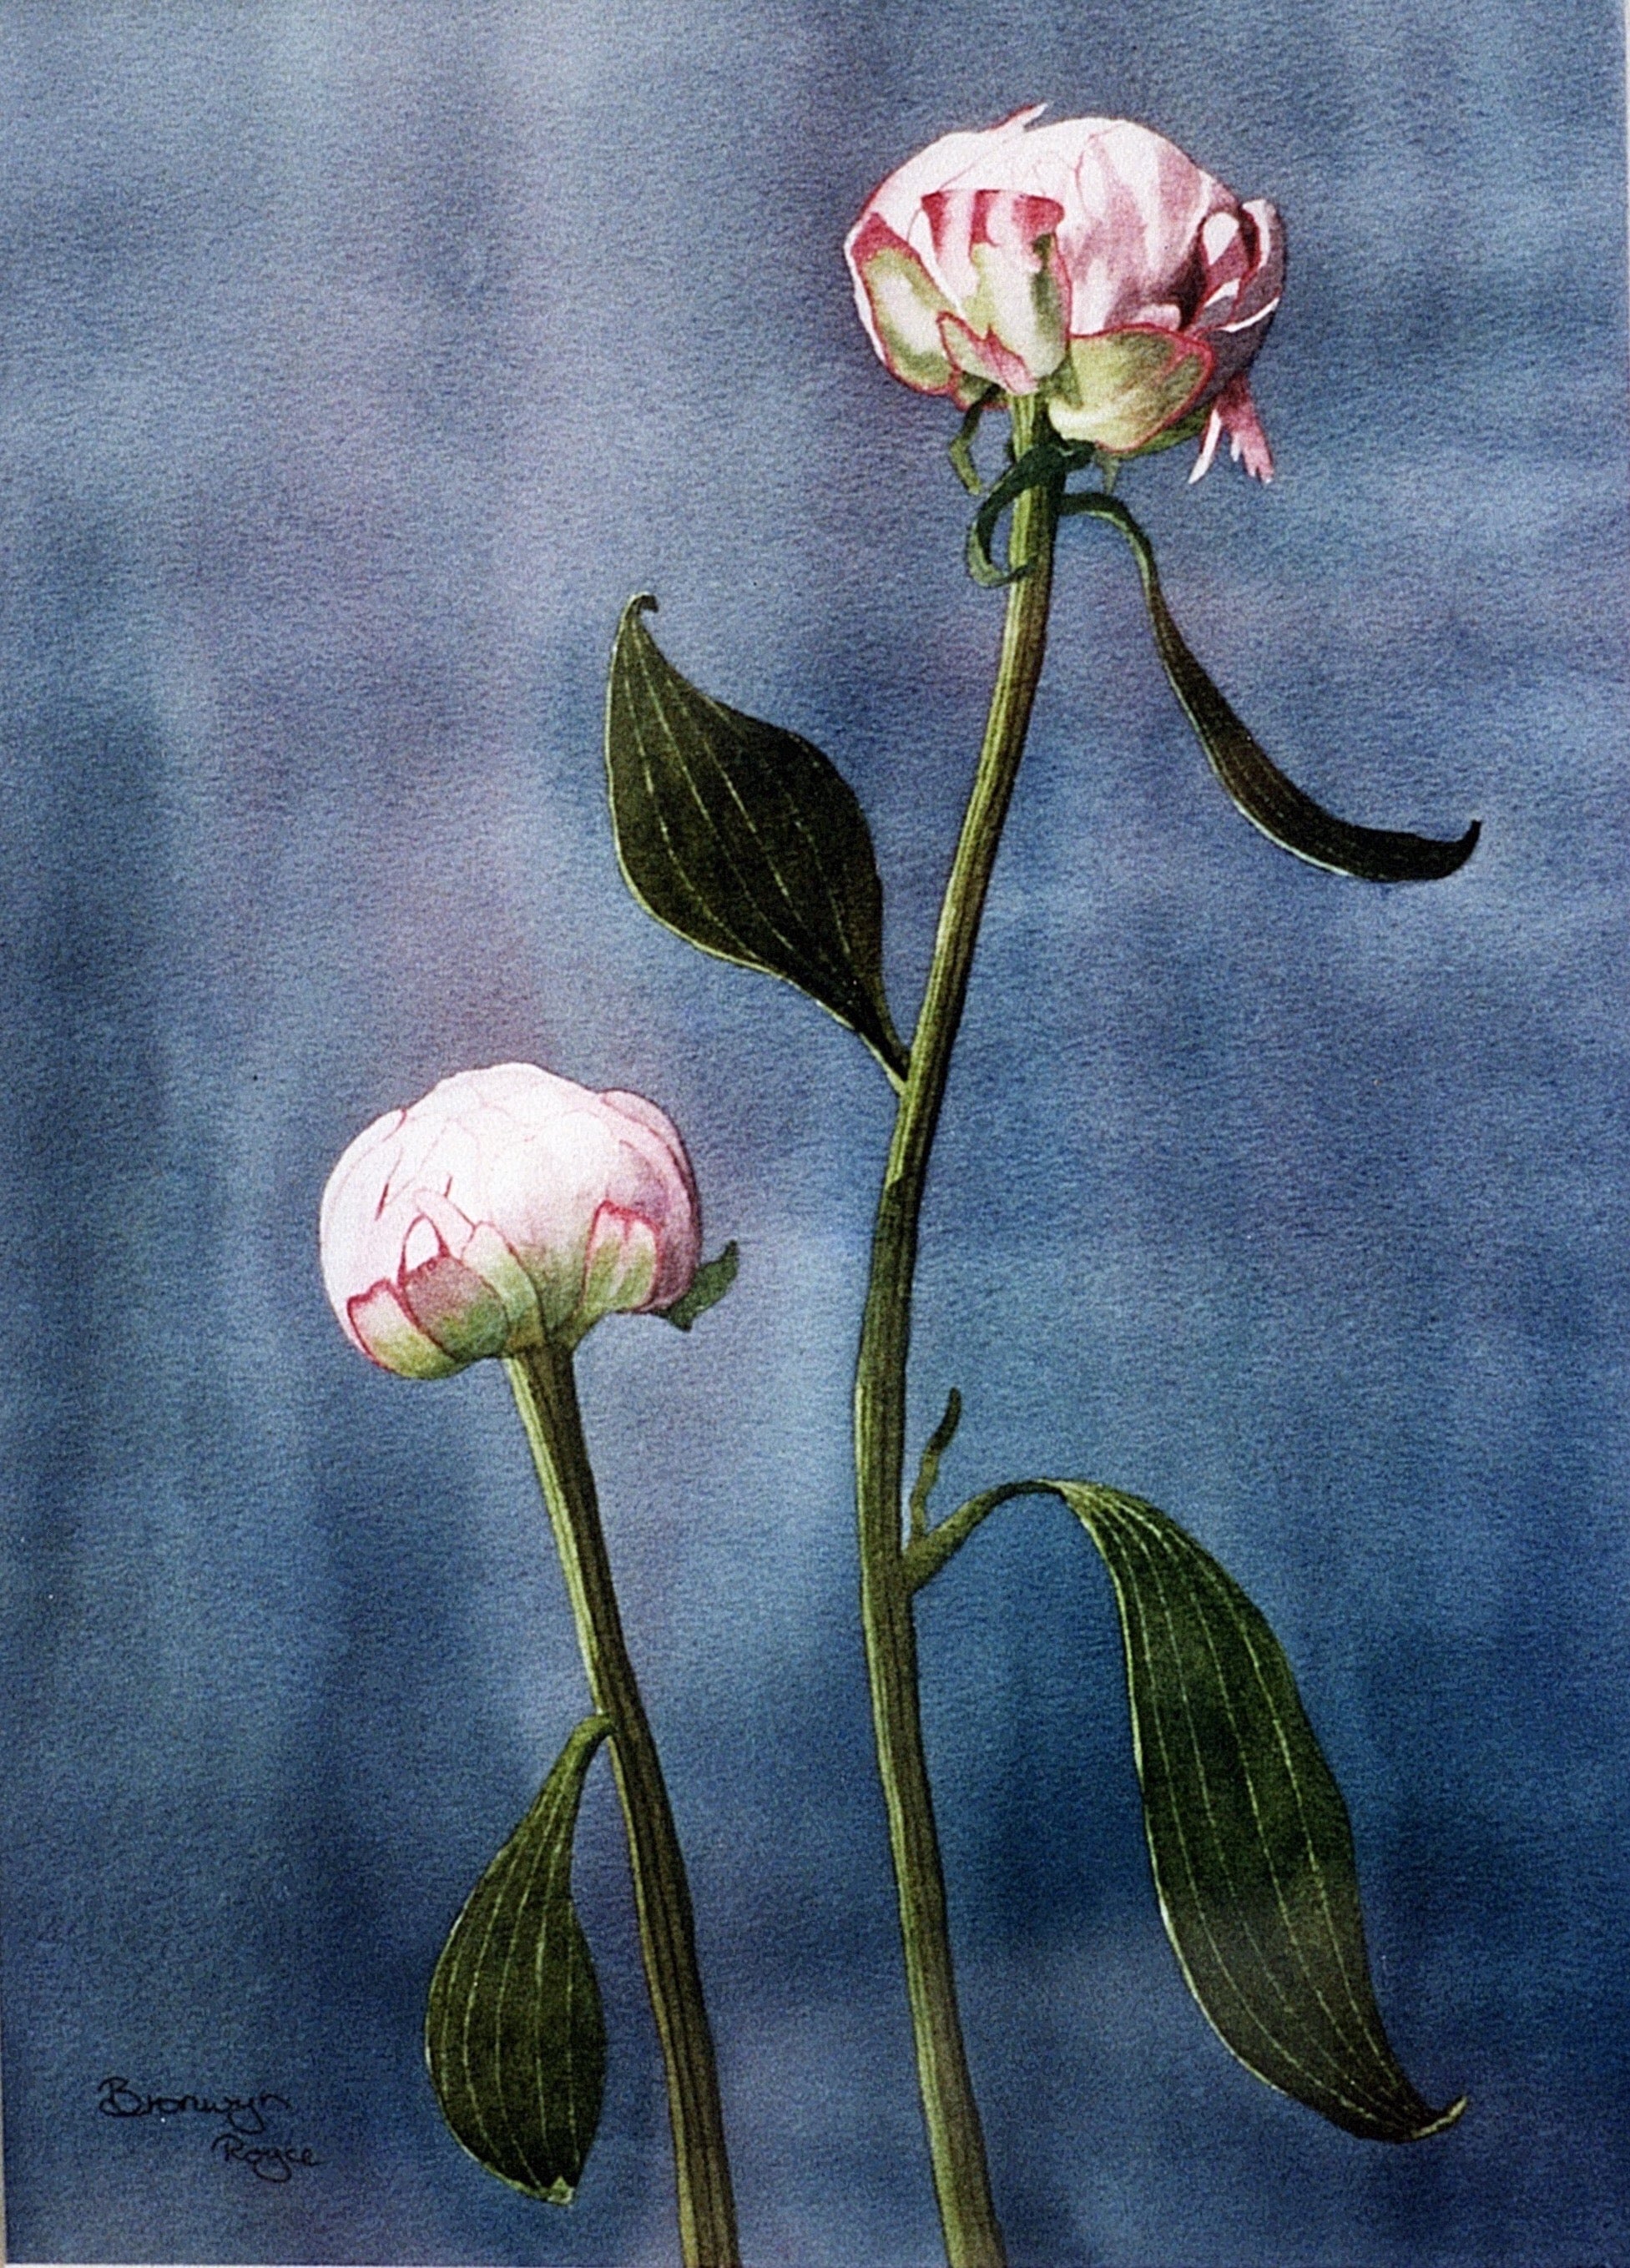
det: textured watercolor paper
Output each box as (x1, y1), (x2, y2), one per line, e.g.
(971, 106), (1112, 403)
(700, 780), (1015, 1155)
(2, 5), (1627, 2265)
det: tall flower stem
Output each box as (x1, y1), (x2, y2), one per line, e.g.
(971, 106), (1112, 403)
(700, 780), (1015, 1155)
(507, 1338), (739, 2268)
(854, 391), (1060, 2268)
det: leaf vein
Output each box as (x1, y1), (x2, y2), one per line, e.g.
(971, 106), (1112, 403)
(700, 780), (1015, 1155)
(1090, 1500), (1368, 2114)
(1114, 1496), (1408, 2119)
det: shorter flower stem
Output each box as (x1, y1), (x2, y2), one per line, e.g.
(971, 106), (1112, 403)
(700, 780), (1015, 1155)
(507, 1340), (739, 2268)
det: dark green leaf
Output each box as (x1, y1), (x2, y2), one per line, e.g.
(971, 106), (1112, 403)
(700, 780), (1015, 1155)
(426, 1714), (610, 2204)
(605, 597), (909, 1081)
(948, 387), (999, 496)
(659, 1240), (739, 1332)
(1063, 493), (1479, 883)
(907, 1385), (963, 1540)
(1052, 1479), (1464, 2142)
(966, 437), (1067, 587)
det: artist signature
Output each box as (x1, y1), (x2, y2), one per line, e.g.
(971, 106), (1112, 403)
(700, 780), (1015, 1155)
(210, 2131), (320, 2183)
(96, 2076), (319, 2180)
(98, 2075), (290, 2135)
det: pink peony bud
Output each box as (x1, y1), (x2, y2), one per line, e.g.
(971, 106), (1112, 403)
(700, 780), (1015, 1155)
(845, 107), (1283, 481)
(319, 1064), (703, 1377)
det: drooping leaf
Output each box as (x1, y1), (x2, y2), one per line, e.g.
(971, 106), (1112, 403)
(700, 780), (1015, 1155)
(659, 1240), (739, 1332)
(426, 1714), (610, 2204)
(1057, 1479), (1464, 2141)
(909, 1475), (1463, 2142)
(1062, 492), (1480, 883)
(605, 597), (909, 1081)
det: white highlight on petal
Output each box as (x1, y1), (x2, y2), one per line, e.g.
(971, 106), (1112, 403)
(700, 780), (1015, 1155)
(1222, 296), (1280, 335)
(319, 1064), (704, 1375)
(402, 1213), (442, 1272)
(1188, 406), (1225, 484)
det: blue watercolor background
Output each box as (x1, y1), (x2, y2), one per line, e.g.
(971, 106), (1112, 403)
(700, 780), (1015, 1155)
(2, 4), (1627, 2263)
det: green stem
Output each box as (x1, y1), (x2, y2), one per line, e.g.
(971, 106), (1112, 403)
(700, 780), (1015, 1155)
(905, 1482), (1034, 1597)
(853, 392), (1061, 2268)
(507, 1339), (740, 2268)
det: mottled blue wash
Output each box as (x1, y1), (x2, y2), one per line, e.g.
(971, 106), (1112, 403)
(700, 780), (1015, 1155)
(0, 4), (1625, 2263)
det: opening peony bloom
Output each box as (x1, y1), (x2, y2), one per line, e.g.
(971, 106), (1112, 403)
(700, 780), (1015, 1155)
(845, 107), (1283, 481)
(320, 1064), (703, 1377)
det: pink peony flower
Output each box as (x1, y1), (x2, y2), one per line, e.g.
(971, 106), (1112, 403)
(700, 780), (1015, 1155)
(845, 107), (1283, 481)
(320, 1063), (703, 1377)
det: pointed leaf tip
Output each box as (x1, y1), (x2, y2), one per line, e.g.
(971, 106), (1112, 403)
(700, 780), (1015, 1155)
(1064, 495), (1481, 884)
(604, 598), (909, 1081)
(1052, 1479), (1461, 2143)
(936, 1476), (1462, 2143)
(659, 1241), (739, 1332)
(426, 1715), (609, 2202)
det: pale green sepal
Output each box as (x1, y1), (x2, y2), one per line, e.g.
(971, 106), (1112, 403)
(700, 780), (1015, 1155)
(658, 1241), (739, 1332)
(969, 238), (1065, 382)
(1121, 404), (1209, 458)
(1045, 332), (1209, 452)
(860, 246), (956, 391)
(940, 324), (1015, 393)
(416, 1271), (512, 1366)
(348, 1280), (463, 1378)
(578, 1214), (659, 1331)
(462, 1222), (546, 1346)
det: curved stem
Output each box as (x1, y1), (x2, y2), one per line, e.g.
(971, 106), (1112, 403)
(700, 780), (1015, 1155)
(507, 1340), (739, 2268)
(853, 392), (1060, 2268)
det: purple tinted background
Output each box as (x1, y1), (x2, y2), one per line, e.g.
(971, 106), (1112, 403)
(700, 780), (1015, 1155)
(1, 3), (1626, 2263)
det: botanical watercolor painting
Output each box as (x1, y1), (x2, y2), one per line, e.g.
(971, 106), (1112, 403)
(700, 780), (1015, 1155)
(2, 6), (1627, 2267)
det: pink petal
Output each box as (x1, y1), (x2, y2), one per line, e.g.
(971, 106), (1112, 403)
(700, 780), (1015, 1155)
(938, 311), (1037, 396)
(1197, 208), (1249, 314)
(346, 1279), (462, 1378)
(850, 104), (1049, 257)
(845, 208), (958, 394)
(401, 1212), (442, 1272)
(921, 185), (1064, 301)
(596, 1088), (702, 1308)
(400, 1252), (511, 1363)
(1204, 374), (1274, 482)
(1047, 122), (1221, 332)
(1232, 199), (1286, 326)
(1196, 200), (1284, 397)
